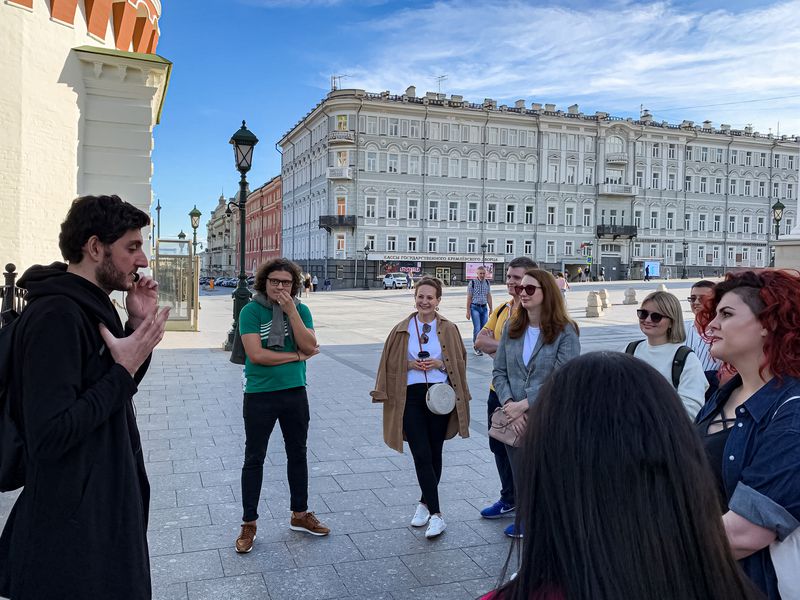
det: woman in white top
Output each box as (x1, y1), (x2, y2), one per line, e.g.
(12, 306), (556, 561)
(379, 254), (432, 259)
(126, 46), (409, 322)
(627, 291), (707, 418)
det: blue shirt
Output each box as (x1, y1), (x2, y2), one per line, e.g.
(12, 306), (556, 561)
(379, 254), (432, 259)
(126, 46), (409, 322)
(696, 375), (800, 599)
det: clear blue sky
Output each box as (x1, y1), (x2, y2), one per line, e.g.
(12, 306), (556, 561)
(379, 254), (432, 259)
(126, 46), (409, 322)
(151, 0), (800, 242)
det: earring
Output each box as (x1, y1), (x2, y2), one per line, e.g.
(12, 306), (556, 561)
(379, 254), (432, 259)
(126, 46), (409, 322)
(435, 306), (439, 311)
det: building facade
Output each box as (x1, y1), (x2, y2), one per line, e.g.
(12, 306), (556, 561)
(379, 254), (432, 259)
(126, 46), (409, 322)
(1, 0), (168, 269)
(279, 87), (799, 285)
(244, 176), (282, 274)
(205, 195), (238, 278)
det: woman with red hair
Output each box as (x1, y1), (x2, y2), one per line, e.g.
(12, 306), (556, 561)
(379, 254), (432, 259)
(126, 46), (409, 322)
(695, 269), (800, 599)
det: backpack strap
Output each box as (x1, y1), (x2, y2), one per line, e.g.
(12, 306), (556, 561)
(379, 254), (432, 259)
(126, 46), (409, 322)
(625, 340), (643, 355)
(671, 346), (693, 389)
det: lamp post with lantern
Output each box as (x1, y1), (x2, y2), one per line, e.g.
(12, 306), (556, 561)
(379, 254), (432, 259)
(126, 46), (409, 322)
(771, 199), (785, 267)
(189, 205), (202, 256)
(682, 240), (688, 279)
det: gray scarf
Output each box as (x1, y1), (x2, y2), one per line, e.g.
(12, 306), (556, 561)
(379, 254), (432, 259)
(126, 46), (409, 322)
(253, 292), (297, 349)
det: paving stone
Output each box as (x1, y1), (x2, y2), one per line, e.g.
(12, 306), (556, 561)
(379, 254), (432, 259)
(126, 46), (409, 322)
(344, 457), (399, 473)
(321, 489), (385, 512)
(149, 505), (212, 531)
(218, 542), (295, 577)
(307, 460), (354, 477)
(152, 582), (189, 600)
(349, 527), (428, 559)
(390, 582), (475, 600)
(462, 543), (516, 575)
(150, 550), (223, 586)
(177, 485), (235, 507)
(150, 472), (204, 492)
(314, 510), (376, 535)
(186, 573), (269, 600)
(147, 460), (176, 476)
(149, 528), (185, 557)
(150, 489), (178, 510)
(182, 523), (246, 552)
(263, 564), (347, 600)
(400, 549), (488, 586)
(336, 556), (420, 596)
(172, 457), (225, 474)
(285, 533), (364, 567)
(333, 471), (393, 491)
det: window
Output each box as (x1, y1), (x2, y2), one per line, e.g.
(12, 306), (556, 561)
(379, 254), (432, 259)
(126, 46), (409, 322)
(366, 152), (377, 172)
(448, 237), (457, 253)
(336, 234), (345, 252)
(487, 203), (497, 223)
(789, 184), (795, 199)
(505, 239), (515, 255)
(486, 239), (496, 253)
(666, 244), (674, 261)
(713, 246), (721, 262)
(760, 153), (767, 167)
(448, 201), (459, 221)
(742, 247), (750, 262)
(546, 241), (555, 257)
(567, 165), (576, 184)
(789, 155), (795, 170)
(387, 198), (397, 220)
(714, 178), (722, 194)
(785, 218), (794, 235)
(774, 154), (781, 168)
(686, 146), (693, 161)
(583, 207), (592, 227)
(728, 246), (735, 263)
(701, 147), (708, 162)
(729, 179), (737, 195)
(468, 202), (478, 222)
(565, 206), (574, 227)
(667, 173), (676, 190)
(410, 121), (420, 138)
(730, 150), (738, 164)
(635, 171), (643, 187)
(649, 244), (658, 257)
(634, 210), (642, 228)
(365, 235), (375, 251)
(427, 237), (438, 252)
(745, 151), (752, 166)
(585, 136), (595, 152)
(700, 177), (708, 193)
(633, 243), (642, 257)
(651, 172), (660, 189)
(407, 236), (417, 252)
(609, 209), (618, 225)
(526, 205), (535, 225)
(448, 158), (460, 178)
(336, 115), (348, 131)
(605, 169), (623, 185)
(548, 164), (559, 182)
(428, 156), (440, 177)
(336, 195), (347, 216)
(668, 144), (676, 159)
(666, 212), (674, 230)
(744, 180), (752, 196)
(607, 136), (624, 153)
(386, 235), (397, 251)
(366, 116), (377, 135)
(506, 205), (516, 224)
(757, 217), (765, 234)
(685, 213), (691, 231)
(699, 214), (707, 232)
(759, 181), (766, 198)
(728, 215), (737, 233)
(584, 167), (594, 185)
(547, 206), (556, 225)
(651, 143), (661, 158)
(713, 214), (721, 232)
(409, 154), (420, 175)
(716, 148), (723, 163)
(650, 210), (659, 229)
(441, 124), (449, 141)
(524, 240), (533, 254)
(685, 175), (693, 192)
(365, 197), (376, 218)
(509, 129), (517, 146)
(388, 154), (399, 173)
(428, 200), (439, 221)
(756, 247), (764, 265)
(565, 241), (574, 255)
(773, 182), (780, 198)
(468, 160), (479, 179)
(743, 216), (751, 233)
(388, 118), (398, 136)
(429, 122), (440, 140)
(408, 199), (418, 220)
(467, 238), (476, 253)
(697, 246), (705, 262)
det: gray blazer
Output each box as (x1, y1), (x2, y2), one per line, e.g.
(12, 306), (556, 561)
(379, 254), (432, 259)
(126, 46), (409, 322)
(492, 322), (581, 407)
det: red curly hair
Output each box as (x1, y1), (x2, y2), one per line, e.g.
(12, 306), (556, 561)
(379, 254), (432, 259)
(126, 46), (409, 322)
(695, 269), (800, 379)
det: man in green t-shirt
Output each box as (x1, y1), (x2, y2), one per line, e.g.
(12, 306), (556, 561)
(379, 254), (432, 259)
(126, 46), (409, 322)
(234, 258), (328, 554)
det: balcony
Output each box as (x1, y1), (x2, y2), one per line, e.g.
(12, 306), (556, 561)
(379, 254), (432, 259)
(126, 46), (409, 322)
(327, 130), (355, 144)
(599, 184), (639, 196)
(327, 166), (353, 180)
(597, 225), (638, 239)
(605, 152), (628, 164)
(319, 215), (357, 231)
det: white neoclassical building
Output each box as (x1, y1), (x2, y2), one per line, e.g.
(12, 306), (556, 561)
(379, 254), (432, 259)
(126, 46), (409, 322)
(279, 87), (799, 285)
(204, 195), (239, 279)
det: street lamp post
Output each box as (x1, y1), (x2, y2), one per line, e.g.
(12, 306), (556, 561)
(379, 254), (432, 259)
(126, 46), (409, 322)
(189, 205), (202, 256)
(224, 120), (259, 352)
(682, 240), (688, 279)
(771, 199), (785, 267)
(363, 245), (370, 290)
(480, 242), (487, 267)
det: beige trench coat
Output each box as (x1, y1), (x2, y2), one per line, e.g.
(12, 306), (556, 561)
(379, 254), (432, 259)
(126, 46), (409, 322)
(370, 313), (471, 453)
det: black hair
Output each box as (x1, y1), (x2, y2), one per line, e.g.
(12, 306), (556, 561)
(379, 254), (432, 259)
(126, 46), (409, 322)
(253, 258), (302, 297)
(508, 256), (538, 269)
(494, 352), (759, 600)
(692, 279), (716, 290)
(59, 195), (150, 263)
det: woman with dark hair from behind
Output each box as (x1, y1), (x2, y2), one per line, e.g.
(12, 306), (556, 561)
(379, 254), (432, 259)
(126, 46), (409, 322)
(484, 352), (761, 600)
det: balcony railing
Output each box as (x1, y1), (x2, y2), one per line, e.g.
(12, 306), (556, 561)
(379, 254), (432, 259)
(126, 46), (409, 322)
(605, 152), (628, 164)
(327, 130), (355, 144)
(597, 225), (638, 239)
(327, 166), (353, 180)
(319, 215), (357, 231)
(599, 184), (639, 196)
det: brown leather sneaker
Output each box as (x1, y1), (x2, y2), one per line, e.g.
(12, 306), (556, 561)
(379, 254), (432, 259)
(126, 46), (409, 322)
(235, 522), (257, 553)
(289, 511), (330, 536)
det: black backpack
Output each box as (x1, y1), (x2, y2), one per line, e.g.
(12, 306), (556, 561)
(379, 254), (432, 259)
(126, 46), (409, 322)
(0, 307), (26, 492)
(625, 340), (693, 389)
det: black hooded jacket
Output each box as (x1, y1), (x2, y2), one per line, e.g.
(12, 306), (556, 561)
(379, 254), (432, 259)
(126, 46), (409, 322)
(0, 263), (152, 599)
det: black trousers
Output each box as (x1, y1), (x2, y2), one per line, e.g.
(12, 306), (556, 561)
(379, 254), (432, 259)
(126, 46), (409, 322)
(403, 383), (451, 515)
(487, 389), (515, 505)
(241, 387), (310, 522)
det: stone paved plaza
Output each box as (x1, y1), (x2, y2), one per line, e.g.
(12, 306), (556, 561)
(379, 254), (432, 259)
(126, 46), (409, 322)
(1, 280), (699, 600)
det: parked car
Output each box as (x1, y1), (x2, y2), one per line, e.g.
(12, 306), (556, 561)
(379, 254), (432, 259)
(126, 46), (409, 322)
(383, 273), (409, 289)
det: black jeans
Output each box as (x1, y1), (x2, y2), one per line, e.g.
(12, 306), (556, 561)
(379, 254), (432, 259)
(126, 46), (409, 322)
(241, 387), (310, 522)
(403, 383), (451, 515)
(487, 390), (515, 505)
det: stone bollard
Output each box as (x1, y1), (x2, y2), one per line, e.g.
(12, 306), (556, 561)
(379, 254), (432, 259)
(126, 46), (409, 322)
(657, 283), (668, 292)
(623, 288), (638, 305)
(586, 291), (604, 317)
(598, 289), (609, 309)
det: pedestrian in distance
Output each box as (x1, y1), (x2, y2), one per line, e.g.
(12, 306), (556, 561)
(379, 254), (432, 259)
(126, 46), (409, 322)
(695, 269), (800, 599)
(234, 258), (328, 555)
(467, 266), (493, 356)
(474, 257), (537, 521)
(645, 264), (651, 281)
(483, 352), (761, 600)
(304, 273), (312, 295)
(0, 195), (170, 600)
(371, 276), (471, 539)
(554, 272), (570, 299)
(625, 290), (707, 418)
(323, 277), (331, 292)
(311, 274), (318, 293)
(492, 268), (580, 538)
(685, 280), (723, 400)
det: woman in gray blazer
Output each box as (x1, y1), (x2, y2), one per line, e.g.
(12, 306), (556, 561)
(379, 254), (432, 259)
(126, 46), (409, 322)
(492, 268), (580, 538)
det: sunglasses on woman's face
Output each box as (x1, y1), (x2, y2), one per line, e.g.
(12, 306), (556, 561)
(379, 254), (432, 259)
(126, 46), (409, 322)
(420, 322), (431, 344)
(636, 309), (669, 324)
(514, 284), (541, 296)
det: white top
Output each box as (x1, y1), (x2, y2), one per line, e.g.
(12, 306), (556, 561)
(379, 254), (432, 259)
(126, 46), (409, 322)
(522, 326), (541, 366)
(685, 320), (721, 372)
(626, 340), (708, 418)
(407, 317), (448, 385)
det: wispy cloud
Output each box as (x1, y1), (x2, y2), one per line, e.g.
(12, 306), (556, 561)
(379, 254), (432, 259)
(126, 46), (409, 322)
(327, 0), (800, 134)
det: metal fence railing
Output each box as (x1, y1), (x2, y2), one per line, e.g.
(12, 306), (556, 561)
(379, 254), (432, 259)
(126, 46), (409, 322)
(1, 264), (26, 328)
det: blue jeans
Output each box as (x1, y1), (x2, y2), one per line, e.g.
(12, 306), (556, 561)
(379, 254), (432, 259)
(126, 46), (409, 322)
(470, 304), (488, 341)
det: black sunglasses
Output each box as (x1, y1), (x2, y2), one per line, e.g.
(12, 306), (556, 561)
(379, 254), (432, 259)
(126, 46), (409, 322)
(636, 309), (670, 324)
(420, 322), (431, 345)
(514, 284), (542, 296)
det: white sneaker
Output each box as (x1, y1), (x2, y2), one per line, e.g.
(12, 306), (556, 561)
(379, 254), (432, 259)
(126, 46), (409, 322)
(425, 514), (446, 538)
(411, 503), (430, 527)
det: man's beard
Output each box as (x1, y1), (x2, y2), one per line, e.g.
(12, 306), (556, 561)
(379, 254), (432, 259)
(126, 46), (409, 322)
(96, 251), (130, 292)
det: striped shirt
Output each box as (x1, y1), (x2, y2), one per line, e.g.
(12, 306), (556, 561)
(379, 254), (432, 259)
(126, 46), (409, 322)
(468, 278), (491, 305)
(685, 320), (721, 372)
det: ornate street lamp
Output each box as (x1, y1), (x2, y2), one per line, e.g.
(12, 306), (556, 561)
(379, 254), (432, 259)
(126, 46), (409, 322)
(189, 205), (202, 256)
(682, 240), (688, 279)
(224, 120), (259, 351)
(177, 230), (186, 241)
(480, 242), (487, 267)
(771, 199), (785, 267)
(363, 244), (370, 290)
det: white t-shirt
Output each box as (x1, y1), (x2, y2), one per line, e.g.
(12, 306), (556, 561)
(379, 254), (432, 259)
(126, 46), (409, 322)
(625, 340), (708, 418)
(522, 326), (541, 366)
(407, 317), (448, 385)
(685, 320), (721, 372)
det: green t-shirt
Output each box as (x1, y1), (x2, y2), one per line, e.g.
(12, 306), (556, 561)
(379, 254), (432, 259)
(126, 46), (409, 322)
(239, 301), (314, 393)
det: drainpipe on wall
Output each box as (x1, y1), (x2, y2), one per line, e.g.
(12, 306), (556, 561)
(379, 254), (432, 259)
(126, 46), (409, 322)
(723, 136), (734, 274)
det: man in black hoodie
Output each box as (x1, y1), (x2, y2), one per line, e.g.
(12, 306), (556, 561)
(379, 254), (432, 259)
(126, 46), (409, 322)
(0, 195), (170, 599)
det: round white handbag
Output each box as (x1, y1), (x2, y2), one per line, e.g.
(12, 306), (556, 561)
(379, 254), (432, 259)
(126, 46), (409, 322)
(426, 383), (456, 415)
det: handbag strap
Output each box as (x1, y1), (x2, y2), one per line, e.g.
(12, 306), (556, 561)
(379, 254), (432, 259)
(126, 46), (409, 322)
(413, 315), (429, 390)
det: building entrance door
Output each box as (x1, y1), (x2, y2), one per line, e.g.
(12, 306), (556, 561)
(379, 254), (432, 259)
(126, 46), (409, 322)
(435, 266), (451, 285)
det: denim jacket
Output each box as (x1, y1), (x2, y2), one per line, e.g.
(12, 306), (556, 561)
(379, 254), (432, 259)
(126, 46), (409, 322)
(695, 374), (800, 599)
